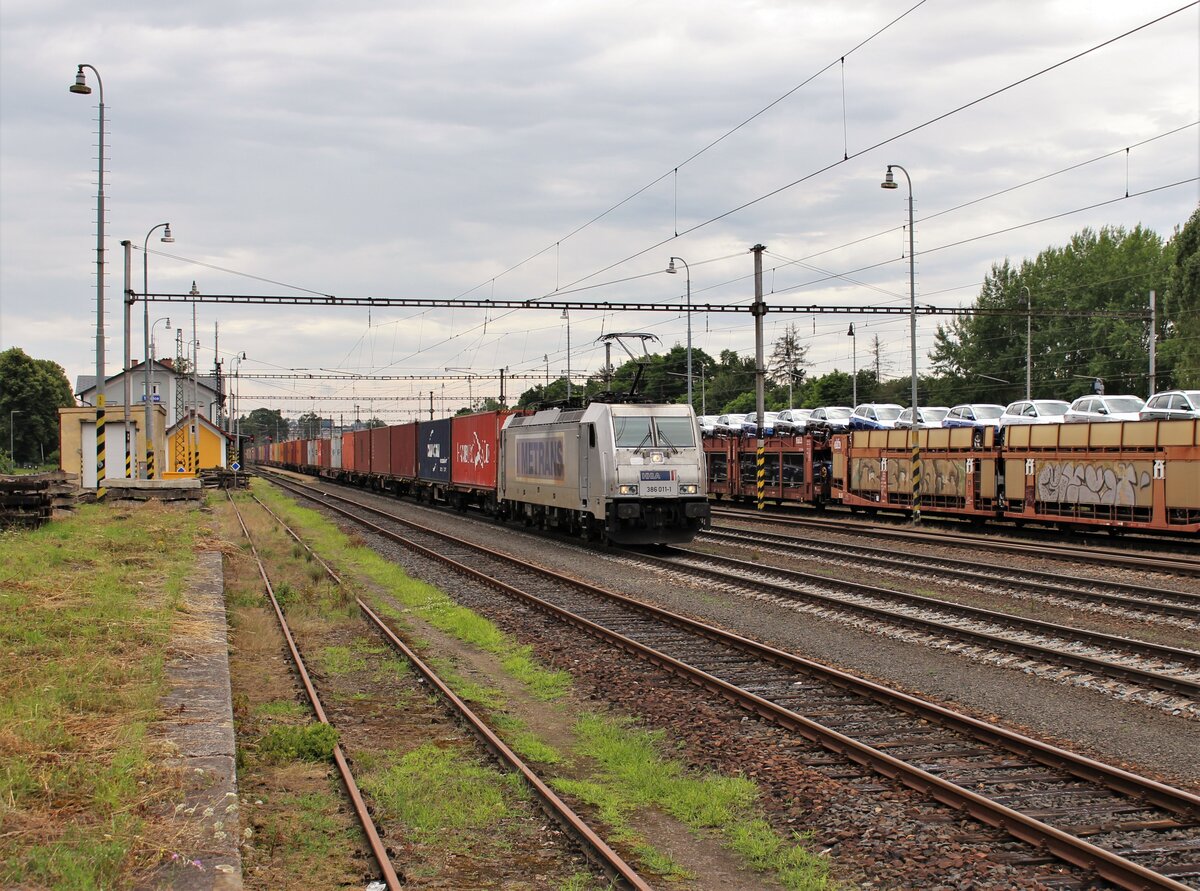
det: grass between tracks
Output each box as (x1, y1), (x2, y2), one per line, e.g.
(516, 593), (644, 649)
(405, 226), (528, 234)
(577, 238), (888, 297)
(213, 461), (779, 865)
(248, 480), (835, 889)
(0, 499), (205, 890)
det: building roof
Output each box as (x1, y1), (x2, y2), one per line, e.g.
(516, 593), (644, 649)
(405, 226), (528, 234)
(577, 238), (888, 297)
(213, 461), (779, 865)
(165, 412), (232, 441)
(75, 360), (221, 401)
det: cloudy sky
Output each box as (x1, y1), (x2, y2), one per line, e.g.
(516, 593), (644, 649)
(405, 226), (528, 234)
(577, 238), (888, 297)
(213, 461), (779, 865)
(2, 0), (1197, 421)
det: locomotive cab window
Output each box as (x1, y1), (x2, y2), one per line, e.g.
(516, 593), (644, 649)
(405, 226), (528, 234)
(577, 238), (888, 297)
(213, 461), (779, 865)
(612, 413), (696, 450)
(653, 416), (696, 450)
(613, 415), (654, 448)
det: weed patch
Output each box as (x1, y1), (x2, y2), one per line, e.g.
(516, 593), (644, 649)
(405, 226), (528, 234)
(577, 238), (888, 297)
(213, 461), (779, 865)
(258, 723), (339, 763)
(564, 713), (831, 889)
(362, 743), (512, 838)
(0, 501), (203, 888)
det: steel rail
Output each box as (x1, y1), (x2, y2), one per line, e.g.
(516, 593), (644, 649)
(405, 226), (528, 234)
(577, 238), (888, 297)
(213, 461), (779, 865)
(710, 506), (1200, 576)
(261, 472), (1200, 891)
(656, 546), (1200, 697)
(246, 490), (652, 890)
(702, 524), (1200, 621)
(225, 492), (402, 891)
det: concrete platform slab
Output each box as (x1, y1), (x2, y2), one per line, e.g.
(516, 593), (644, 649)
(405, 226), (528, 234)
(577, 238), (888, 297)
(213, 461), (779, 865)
(141, 550), (243, 890)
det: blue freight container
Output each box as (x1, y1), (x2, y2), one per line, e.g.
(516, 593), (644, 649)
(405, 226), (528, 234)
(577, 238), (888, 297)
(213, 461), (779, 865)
(417, 418), (452, 482)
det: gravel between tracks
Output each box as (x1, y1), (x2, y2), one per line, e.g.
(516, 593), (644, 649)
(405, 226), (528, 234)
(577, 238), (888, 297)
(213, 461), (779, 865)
(401, 499), (1200, 788)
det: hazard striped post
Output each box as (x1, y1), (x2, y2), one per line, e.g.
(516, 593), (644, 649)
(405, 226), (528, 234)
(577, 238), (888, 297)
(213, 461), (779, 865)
(193, 411), (201, 474)
(756, 439), (766, 510)
(751, 244), (767, 512)
(95, 397), (106, 498)
(911, 427), (922, 525)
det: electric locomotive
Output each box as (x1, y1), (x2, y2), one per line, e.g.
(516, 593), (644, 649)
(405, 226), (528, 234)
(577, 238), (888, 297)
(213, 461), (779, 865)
(499, 402), (710, 544)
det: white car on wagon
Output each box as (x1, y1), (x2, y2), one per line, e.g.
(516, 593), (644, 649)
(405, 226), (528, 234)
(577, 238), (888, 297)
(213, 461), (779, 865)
(1063, 394), (1145, 423)
(998, 399), (1070, 427)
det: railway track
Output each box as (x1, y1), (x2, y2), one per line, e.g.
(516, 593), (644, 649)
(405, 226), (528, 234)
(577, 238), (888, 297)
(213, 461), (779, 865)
(711, 506), (1200, 577)
(226, 492), (402, 891)
(262, 470), (1200, 890)
(637, 545), (1200, 710)
(230, 489), (651, 890)
(699, 524), (1200, 625)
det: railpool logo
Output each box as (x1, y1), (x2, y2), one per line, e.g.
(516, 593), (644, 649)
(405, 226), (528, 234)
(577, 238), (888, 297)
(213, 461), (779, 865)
(515, 434), (565, 483)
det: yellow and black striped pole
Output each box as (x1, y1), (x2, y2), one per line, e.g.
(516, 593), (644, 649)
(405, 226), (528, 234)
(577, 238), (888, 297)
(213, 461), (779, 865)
(756, 438), (766, 510)
(95, 395), (106, 499)
(911, 427), (922, 524)
(751, 243), (767, 512)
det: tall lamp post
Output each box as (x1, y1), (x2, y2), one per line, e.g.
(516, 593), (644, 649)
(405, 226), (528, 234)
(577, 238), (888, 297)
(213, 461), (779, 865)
(561, 308), (572, 402)
(70, 64), (107, 491)
(1021, 285), (1032, 400)
(848, 323), (857, 407)
(665, 257), (692, 410)
(230, 352), (246, 467)
(881, 164), (921, 523)
(143, 224), (174, 478)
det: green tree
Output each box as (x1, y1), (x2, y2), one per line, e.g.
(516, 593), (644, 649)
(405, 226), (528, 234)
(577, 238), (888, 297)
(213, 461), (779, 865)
(0, 348), (75, 465)
(929, 224), (1171, 403)
(706, 350), (756, 413)
(800, 370), (855, 407)
(1161, 206), (1200, 388)
(237, 407), (287, 442)
(769, 323), (809, 405)
(296, 412), (325, 438)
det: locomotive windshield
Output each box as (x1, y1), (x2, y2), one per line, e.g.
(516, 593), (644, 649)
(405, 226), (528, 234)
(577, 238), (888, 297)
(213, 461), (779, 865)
(612, 413), (696, 449)
(613, 415), (653, 448)
(653, 416), (696, 449)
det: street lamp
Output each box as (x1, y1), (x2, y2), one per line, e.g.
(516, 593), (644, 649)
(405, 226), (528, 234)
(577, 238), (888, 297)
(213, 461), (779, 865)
(70, 63), (107, 490)
(881, 164), (921, 523)
(665, 257), (692, 410)
(1021, 285), (1032, 400)
(445, 368), (481, 411)
(561, 308), (572, 402)
(143, 224), (174, 478)
(847, 323), (857, 407)
(230, 352), (247, 464)
(9, 410), (21, 464)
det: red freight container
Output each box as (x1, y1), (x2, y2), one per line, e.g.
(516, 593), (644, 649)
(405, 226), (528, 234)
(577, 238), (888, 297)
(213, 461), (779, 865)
(370, 426), (392, 477)
(390, 422), (419, 479)
(451, 410), (510, 491)
(343, 431), (359, 472)
(353, 430), (370, 472)
(318, 440), (331, 469)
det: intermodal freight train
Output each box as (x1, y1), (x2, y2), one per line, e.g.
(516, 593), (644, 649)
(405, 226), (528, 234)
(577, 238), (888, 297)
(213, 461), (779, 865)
(249, 402), (712, 545)
(705, 419), (1199, 536)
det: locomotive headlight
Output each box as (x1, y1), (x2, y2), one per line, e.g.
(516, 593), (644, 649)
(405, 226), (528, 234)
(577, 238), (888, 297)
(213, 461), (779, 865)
(648, 450), (664, 463)
(679, 484), (698, 495)
(619, 484), (639, 495)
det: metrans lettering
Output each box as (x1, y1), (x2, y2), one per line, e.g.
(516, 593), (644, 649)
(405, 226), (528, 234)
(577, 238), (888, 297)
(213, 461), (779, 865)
(515, 434), (565, 483)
